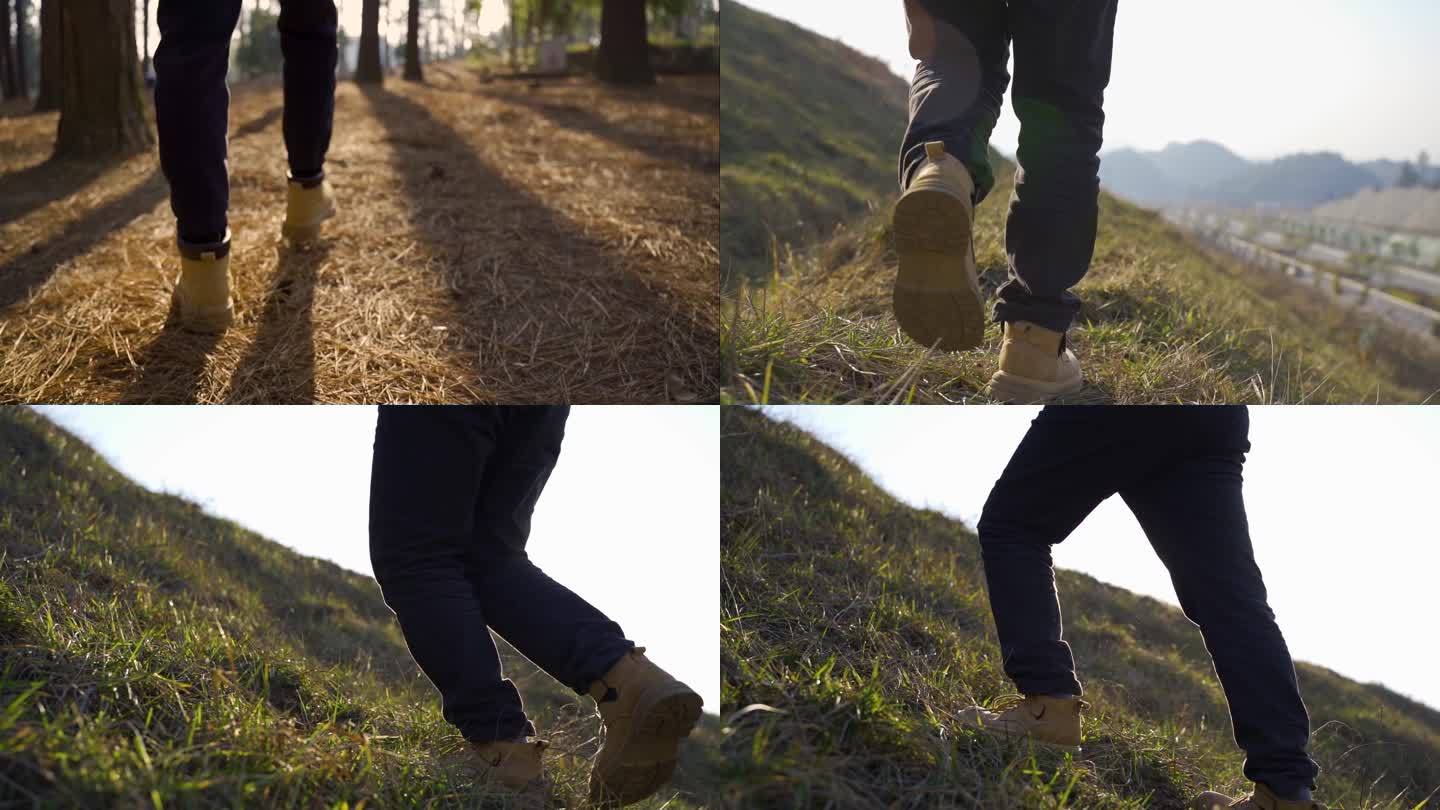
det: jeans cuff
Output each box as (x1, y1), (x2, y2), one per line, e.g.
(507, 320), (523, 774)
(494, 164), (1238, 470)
(1014, 674), (1084, 698)
(176, 229), (232, 260)
(287, 169), (325, 187)
(572, 639), (637, 695)
(463, 716), (537, 745)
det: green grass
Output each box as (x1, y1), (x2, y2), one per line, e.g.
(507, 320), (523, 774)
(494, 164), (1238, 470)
(0, 407), (719, 808)
(717, 407), (1440, 809)
(721, 173), (1440, 403)
(720, 0), (910, 284)
(717, 2), (1440, 403)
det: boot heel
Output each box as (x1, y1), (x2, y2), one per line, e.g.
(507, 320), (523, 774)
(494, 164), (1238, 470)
(892, 188), (984, 351)
(281, 222), (323, 243)
(174, 299), (235, 333)
(637, 690), (703, 748)
(589, 688), (702, 807)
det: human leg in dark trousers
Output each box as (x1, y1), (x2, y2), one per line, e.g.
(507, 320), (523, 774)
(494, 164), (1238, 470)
(895, 1), (1116, 402)
(277, 0), (338, 180)
(368, 406), (702, 805)
(153, 0), (338, 331)
(369, 405), (635, 744)
(971, 407), (1322, 806)
(154, 0), (243, 248)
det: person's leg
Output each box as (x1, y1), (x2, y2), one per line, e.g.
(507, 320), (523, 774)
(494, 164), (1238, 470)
(1118, 407), (1319, 801)
(994, 0), (1118, 333)
(462, 406), (636, 696)
(276, 0), (337, 179)
(154, 0), (243, 246)
(977, 407), (1153, 696)
(459, 408), (695, 807)
(899, 0), (1008, 200)
(368, 405), (533, 744)
(892, 1), (1009, 352)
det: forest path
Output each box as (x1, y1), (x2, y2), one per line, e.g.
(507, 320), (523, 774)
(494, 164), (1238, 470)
(0, 65), (718, 403)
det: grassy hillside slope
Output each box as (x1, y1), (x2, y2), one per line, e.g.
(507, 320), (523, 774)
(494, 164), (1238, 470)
(718, 407), (1440, 809)
(0, 408), (718, 807)
(717, 8), (1440, 403)
(720, 0), (910, 284)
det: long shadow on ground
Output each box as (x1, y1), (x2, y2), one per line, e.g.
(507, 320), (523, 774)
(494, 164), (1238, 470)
(357, 83), (717, 402)
(497, 84), (718, 173)
(225, 242), (328, 403)
(0, 157), (118, 228)
(0, 107), (283, 318)
(119, 322), (223, 404)
(0, 167), (168, 314)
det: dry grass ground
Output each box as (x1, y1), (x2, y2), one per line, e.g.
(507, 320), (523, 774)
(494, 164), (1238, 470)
(722, 163), (1440, 404)
(0, 64), (718, 403)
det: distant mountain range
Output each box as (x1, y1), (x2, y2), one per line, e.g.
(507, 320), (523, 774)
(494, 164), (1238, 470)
(1099, 140), (1440, 210)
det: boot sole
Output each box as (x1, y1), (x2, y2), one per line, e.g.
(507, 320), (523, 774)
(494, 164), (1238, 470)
(173, 295), (234, 334)
(1016, 734), (1080, 754)
(963, 722), (1081, 753)
(892, 187), (985, 352)
(281, 205), (337, 243)
(589, 685), (703, 808)
(985, 368), (1084, 404)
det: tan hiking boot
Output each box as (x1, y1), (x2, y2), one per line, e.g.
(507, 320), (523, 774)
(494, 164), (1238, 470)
(588, 648), (703, 808)
(904, 0), (938, 59)
(172, 232), (234, 333)
(892, 141), (986, 351)
(955, 695), (1086, 749)
(468, 737), (550, 805)
(986, 320), (1084, 402)
(1192, 781), (1325, 810)
(282, 173), (336, 242)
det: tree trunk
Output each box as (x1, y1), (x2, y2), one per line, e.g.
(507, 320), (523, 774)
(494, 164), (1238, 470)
(141, 0), (149, 78)
(354, 0), (382, 82)
(54, 0), (152, 157)
(0, 0), (16, 99)
(33, 0), (58, 109)
(595, 0), (653, 85)
(380, 0), (390, 70)
(14, 0), (29, 95)
(402, 0), (420, 81)
(508, 0), (517, 68)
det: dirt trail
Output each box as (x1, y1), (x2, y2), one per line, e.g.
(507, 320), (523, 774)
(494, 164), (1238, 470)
(0, 65), (718, 403)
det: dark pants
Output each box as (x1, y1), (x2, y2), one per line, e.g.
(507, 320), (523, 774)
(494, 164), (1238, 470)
(368, 406), (635, 744)
(976, 406), (1318, 799)
(154, 0), (338, 246)
(901, 0), (1117, 333)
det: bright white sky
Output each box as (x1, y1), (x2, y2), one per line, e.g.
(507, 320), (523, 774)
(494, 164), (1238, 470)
(32, 405), (719, 715)
(133, 0), (509, 59)
(738, 0), (1440, 163)
(334, 0), (510, 41)
(761, 405), (1440, 713)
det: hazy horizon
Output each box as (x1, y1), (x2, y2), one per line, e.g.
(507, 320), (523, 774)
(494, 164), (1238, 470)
(736, 0), (1440, 166)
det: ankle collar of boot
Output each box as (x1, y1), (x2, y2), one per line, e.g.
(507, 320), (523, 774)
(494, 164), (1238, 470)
(1004, 320), (1068, 355)
(589, 680), (619, 703)
(288, 170), (326, 189)
(588, 647), (648, 702)
(177, 229), (232, 260)
(1255, 781), (1320, 809)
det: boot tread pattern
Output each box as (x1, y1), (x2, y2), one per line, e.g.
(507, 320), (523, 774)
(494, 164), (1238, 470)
(892, 189), (985, 351)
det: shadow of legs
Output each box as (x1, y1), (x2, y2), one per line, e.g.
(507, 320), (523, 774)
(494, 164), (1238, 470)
(226, 242), (326, 403)
(120, 320), (225, 403)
